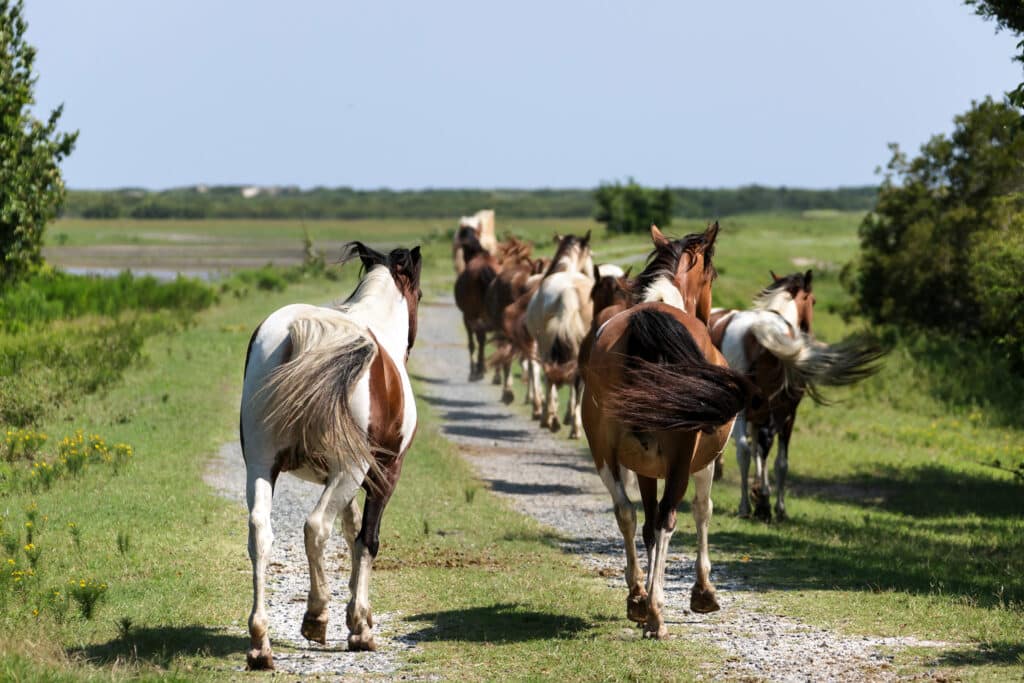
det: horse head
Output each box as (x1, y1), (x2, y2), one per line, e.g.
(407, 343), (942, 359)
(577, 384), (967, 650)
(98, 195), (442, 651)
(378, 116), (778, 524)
(636, 222), (719, 323)
(590, 263), (633, 317)
(764, 269), (815, 334)
(340, 241), (423, 356)
(546, 231), (594, 278)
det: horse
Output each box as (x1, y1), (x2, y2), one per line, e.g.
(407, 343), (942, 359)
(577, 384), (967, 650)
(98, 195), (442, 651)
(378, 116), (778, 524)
(581, 223), (755, 640)
(239, 242), (422, 669)
(452, 209), (497, 275)
(578, 263), (633, 373)
(485, 244), (543, 402)
(454, 234), (500, 381)
(709, 270), (884, 521)
(525, 232), (595, 438)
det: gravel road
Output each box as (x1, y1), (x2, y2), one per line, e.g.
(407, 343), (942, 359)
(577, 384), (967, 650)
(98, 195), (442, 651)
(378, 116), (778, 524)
(206, 296), (950, 681)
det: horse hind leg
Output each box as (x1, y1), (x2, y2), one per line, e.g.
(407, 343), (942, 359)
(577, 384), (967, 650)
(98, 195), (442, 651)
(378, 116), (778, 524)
(598, 463), (647, 623)
(245, 462), (276, 670)
(690, 462), (720, 614)
(735, 415), (753, 518)
(774, 417), (795, 521)
(300, 476), (347, 644)
(752, 427), (773, 522)
(567, 374), (584, 440)
(347, 486), (395, 651)
(475, 329), (488, 382)
(500, 359), (515, 404)
(464, 319), (477, 381)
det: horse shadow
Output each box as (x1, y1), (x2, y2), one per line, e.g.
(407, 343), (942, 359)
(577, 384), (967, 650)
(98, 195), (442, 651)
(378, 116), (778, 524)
(487, 478), (587, 496)
(404, 602), (593, 643)
(69, 625), (246, 669)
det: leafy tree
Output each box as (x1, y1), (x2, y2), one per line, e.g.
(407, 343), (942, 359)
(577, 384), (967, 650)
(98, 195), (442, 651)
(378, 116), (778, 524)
(594, 179), (673, 234)
(849, 98), (1024, 364)
(0, 0), (77, 282)
(966, 0), (1024, 108)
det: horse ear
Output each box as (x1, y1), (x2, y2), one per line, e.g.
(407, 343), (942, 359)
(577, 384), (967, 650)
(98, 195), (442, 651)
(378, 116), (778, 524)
(411, 245), (422, 264)
(593, 262), (601, 281)
(770, 269), (780, 281)
(623, 266), (633, 278)
(552, 233), (562, 244)
(704, 220), (720, 245)
(804, 269), (813, 289)
(650, 224), (669, 248)
(582, 229), (591, 246)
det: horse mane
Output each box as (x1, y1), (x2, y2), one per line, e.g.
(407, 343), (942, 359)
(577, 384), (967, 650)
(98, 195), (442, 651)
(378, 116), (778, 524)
(752, 271), (808, 312)
(633, 231), (717, 302)
(338, 240), (422, 306)
(545, 234), (589, 276)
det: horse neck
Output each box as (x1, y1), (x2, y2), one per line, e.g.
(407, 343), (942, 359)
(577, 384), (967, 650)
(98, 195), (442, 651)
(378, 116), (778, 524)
(640, 274), (688, 312)
(339, 267), (410, 364)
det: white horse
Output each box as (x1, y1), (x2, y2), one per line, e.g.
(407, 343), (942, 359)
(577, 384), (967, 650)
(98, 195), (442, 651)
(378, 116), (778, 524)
(525, 232), (595, 438)
(239, 242), (422, 669)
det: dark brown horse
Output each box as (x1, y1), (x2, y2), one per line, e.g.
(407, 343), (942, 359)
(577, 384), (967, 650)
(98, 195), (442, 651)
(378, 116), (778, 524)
(578, 263), (632, 373)
(581, 224), (755, 639)
(240, 242), (422, 667)
(454, 235), (500, 381)
(485, 244), (544, 402)
(709, 270), (883, 521)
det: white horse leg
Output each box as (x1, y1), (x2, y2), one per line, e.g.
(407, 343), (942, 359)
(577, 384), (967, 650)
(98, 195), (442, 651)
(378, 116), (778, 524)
(347, 492), (390, 651)
(597, 463), (646, 623)
(301, 476), (344, 644)
(568, 375), (585, 440)
(753, 432), (772, 520)
(643, 521), (675, 640)
(690, 463), (720, 613)
(245, 465), (276, 670)
(734, 414), (752, 517)
(544, 378), (560, 432)
(529, 355), (544, 420)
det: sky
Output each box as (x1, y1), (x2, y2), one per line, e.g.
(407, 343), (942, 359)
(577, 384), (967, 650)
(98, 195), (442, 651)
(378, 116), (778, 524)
(24, 1), (1023, 190)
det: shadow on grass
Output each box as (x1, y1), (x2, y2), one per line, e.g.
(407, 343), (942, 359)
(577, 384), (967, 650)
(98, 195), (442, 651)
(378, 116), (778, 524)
(935, 641), (1024, 667)
(405, 602), (592, 643)
(71, 625), (246, 669)
(793, 463), (1021, 519)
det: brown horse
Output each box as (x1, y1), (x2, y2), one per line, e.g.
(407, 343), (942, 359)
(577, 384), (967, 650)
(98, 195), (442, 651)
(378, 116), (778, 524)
(485, 244), (544, 402)
(709, 270), (883, 521)
(454, 235), (500, 381)
(581, 223), (755, 639)
(240, 242), (422, 667)
(578, 263), (632, 373)
(452, 209), (497, 274)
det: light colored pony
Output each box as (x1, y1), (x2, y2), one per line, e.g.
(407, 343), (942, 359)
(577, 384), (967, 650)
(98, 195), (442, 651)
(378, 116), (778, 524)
(239, 243), (422, 669)
(525, 232), (595, 438)
(452, 209), (497, 274)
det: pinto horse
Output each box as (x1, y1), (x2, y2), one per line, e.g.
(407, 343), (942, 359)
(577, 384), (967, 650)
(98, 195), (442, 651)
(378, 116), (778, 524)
(485, 244), (543, 402)
(452, 209), (497, 275)
(709, 270), (883, 521)
(525, 232), (595, 438)
(239, 242), (422, 668)
(582, 223), (755, 639)
(454, 235), (500, 381)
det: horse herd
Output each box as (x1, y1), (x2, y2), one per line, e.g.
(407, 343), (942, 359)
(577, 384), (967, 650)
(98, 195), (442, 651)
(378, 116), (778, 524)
(236, 216), (882, 668)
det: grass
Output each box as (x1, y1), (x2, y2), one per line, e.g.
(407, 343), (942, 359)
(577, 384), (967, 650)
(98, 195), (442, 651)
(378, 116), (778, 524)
(5, 212), (1022, 680)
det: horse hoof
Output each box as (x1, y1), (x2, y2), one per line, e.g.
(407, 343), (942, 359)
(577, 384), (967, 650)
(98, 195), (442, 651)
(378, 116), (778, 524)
(301, 614), (328, 644)
(491, 374), (502, 385)
(501, 389), (515, 404)
(549, 418), (561, 433)
(567, 428), (580, 440)
(626, 594), (648, 623)
(753, 504), (772, 523)
(775, 508), (788, 522)
(690, 587), (720, 614)
(642, 623), (669, 640)
(347, 632), (377, 652)
(531, 409), (543, 421)
(246, 650), (275, 670)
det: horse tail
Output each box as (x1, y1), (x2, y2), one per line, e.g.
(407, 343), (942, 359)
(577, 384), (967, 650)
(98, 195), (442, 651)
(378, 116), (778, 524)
(259, 314), (383, 486)
(748, 315), (884, 403)
(604, 308), (752, 433)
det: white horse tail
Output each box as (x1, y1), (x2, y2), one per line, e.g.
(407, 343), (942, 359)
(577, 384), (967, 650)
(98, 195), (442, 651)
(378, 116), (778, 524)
(259, 314), (381, 483)
(748, 313), (884, 402)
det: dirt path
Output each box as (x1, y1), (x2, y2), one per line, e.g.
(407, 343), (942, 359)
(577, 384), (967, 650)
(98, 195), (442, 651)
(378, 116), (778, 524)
(206, 297), (948, 680)
(413, 298), (949, 682)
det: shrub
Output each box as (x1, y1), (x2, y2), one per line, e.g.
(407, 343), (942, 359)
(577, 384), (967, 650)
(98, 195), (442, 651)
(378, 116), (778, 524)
(594, 179), (673, 234)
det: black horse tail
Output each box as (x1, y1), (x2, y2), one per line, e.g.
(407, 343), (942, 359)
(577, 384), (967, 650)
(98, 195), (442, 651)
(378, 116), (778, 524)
(604, 308), (753, 433)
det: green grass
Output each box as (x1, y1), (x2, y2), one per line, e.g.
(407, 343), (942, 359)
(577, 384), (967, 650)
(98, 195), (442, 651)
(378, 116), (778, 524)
(5, 212), (1022, 679)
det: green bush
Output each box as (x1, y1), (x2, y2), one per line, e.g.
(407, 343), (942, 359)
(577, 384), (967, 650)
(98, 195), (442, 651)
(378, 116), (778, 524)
(594, 179), (673, 234)
(850, 98), (1024, 366)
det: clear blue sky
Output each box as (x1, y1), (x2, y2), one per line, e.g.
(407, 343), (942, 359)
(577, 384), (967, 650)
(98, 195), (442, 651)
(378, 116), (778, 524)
(25, 1), (1022, 190)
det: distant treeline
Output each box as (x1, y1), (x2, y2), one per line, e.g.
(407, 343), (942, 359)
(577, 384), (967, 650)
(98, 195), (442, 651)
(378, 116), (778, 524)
(61, 185), (877, 221)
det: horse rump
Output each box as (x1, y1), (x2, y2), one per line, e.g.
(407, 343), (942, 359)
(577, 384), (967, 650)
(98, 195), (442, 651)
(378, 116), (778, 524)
(604, 308), (752, 433)
(258, 315), (385, 487)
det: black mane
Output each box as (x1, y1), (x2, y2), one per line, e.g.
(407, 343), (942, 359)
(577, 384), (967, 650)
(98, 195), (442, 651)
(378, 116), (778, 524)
(633, 231), (717, 301)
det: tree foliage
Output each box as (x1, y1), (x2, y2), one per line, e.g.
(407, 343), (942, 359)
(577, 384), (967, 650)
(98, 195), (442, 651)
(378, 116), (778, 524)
(593, 179), (673, 234)
(966, 0), (1024, 108)
(0, 0), (77, 282)
(850, 98), (1024, 364)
